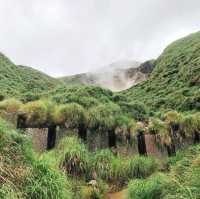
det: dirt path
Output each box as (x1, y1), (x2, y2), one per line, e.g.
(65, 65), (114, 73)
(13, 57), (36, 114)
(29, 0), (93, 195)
(106, 189), (127, 199)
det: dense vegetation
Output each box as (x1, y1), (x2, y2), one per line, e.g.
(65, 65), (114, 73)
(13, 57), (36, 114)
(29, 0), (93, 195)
(128, 144), (200, 199)
(0, 118), (72, 199)
(0, 53), (60, 99)
(0, 31), (200, 199)
(124, 31), (200, 112)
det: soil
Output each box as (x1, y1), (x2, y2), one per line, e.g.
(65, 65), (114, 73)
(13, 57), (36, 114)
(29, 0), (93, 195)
(106, 189), (127, 199)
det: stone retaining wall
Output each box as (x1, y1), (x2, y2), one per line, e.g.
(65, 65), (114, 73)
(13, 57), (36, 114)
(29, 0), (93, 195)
(25, 128), (48, 152)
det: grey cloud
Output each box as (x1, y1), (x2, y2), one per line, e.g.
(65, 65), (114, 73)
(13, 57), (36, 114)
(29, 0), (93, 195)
(0, 0), (200, 76)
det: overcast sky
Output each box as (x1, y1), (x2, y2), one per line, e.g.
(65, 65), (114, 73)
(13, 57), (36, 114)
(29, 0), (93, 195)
(0, 0), (200, 77)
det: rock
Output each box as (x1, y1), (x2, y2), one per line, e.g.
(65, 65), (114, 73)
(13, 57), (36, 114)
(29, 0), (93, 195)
(88, 180), (97, 187)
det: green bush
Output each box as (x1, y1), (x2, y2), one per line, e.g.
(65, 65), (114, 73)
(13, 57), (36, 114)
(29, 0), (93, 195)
(0, 184), (22, 199)
(90, 149), (115, 181)
(120, 101), (148, 121)
(91, 151), (158, 184)
(24, 162), (72, 199)
(0, 118), (73, 199)
(128, 173), (172, 199)
(180, 113), (200, 138)
(56, 137), (90, 178)
(88, 103), (121, 131)
(54, 103), (87, 128)
(0, 98), (22, 113)
(19, 100), (55, 126)
(148, 118), (171, 146)
(127, 155), (158, 179)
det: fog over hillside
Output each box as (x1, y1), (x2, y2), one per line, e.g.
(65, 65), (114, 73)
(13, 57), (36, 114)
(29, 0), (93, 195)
(61, 60), (154, 91)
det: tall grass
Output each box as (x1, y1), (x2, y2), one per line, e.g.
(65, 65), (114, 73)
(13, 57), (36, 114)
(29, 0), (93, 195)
(0, 98), (22, 113)
(24, 162), (72, 199)
(54, 103), (87, 128)
(49, 136), (158, 188)
(128, 173), (172, 199)
(128, 144), (200, 199)
(56, 137), (90, 178)
(0, 118), (73, 199)
(127, 155), (158, 179)
(19, 100), (51, 126)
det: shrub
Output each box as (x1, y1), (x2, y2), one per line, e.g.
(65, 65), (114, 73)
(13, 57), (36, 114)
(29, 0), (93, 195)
(0, 184), (22, 199)
(24, 162), (72, 199)
(19, 100), (55, 126)
(54, 103), (87, 128)
(91, 151), (158, 184)
(128, 173), (172, 199)
(0, 98), (22, 113)
(88, 103), (121, 131)
(164, 111), (182, 126)
(127, 155), (158, 179)
(56, 137), (89, 178)
(21, 92), (40, 103)
(90, 149), (115, 181)
(149, 118), (171, 146)
(0, 118), (72, 199)
(180, 113), (200, 138)
(120, 101), (148, 121)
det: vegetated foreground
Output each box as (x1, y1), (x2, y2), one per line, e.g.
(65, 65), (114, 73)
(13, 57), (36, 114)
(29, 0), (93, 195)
(0, 31), (200, 199)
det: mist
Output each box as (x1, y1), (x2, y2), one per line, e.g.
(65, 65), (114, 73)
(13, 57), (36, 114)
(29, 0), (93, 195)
(0, 0), (200, 76)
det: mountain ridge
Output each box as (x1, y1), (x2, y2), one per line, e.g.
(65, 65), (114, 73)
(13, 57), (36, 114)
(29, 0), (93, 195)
(123, 31), (200, 112)
(59, 60), (154, 91)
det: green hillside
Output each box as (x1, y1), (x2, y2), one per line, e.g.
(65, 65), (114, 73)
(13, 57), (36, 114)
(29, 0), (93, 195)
(0, 53), (60, 99)
(0, 32), (200, 199)
(123, 32), (200, 112)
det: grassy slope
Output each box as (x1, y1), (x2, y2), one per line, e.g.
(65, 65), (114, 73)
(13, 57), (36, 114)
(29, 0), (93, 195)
(0, 118), (72, 199)
(59, 73), (88, 86)
(128, 144), (200, 199)
(47, 85), (114, 108)
(123, 32), (200, 112)
(0, 53), (60, 98)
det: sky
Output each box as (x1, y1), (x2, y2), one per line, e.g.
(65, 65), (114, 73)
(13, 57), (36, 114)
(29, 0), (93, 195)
(0, 0), (200, 77)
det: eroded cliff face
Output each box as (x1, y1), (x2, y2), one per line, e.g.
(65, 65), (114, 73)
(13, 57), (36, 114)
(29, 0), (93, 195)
(61, 60), (155, 91)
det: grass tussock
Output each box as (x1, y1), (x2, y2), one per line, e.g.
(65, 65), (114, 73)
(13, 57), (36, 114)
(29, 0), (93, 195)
(128, 144), (200, 199)
(54, 103), (87, 128)
(56, 137), (89, 178)
(0, 118), (73, 199)
(50, 136), (158, 187)
(0, 98), (22, 113)
(19, 100), (55, 126)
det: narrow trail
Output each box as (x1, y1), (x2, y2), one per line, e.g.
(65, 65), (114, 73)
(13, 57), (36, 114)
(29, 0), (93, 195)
(106, 189), (127, 199)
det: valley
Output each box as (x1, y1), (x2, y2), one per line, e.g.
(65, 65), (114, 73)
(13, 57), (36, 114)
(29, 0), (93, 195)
(0, 31), (200, 199)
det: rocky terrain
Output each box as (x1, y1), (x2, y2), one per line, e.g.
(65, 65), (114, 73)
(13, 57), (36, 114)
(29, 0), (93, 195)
(60, 60), (154, 91)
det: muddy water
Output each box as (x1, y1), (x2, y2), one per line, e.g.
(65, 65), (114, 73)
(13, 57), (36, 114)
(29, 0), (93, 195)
(107, 189), (127, 199)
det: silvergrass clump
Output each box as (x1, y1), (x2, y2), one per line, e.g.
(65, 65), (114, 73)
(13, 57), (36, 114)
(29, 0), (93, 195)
(180, 113), (200, 138)
(24, 162), (73, 199)
(56, 137), (90, 178)
(91, 150), (158, 184)
(90, 149), (115, 181)
(0, 184), (23, 199)
(128, 173), (172, 199)
(88, 103), (121, 131)
(164, 111), (182, 125)
(0, 98), (22, 113)
(127, 155), (158, 179)
(19, 100), (55, 126)
(0, 118), (73, 199)
(149, 118), (171, 146)
(54, 103), (87, 128)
